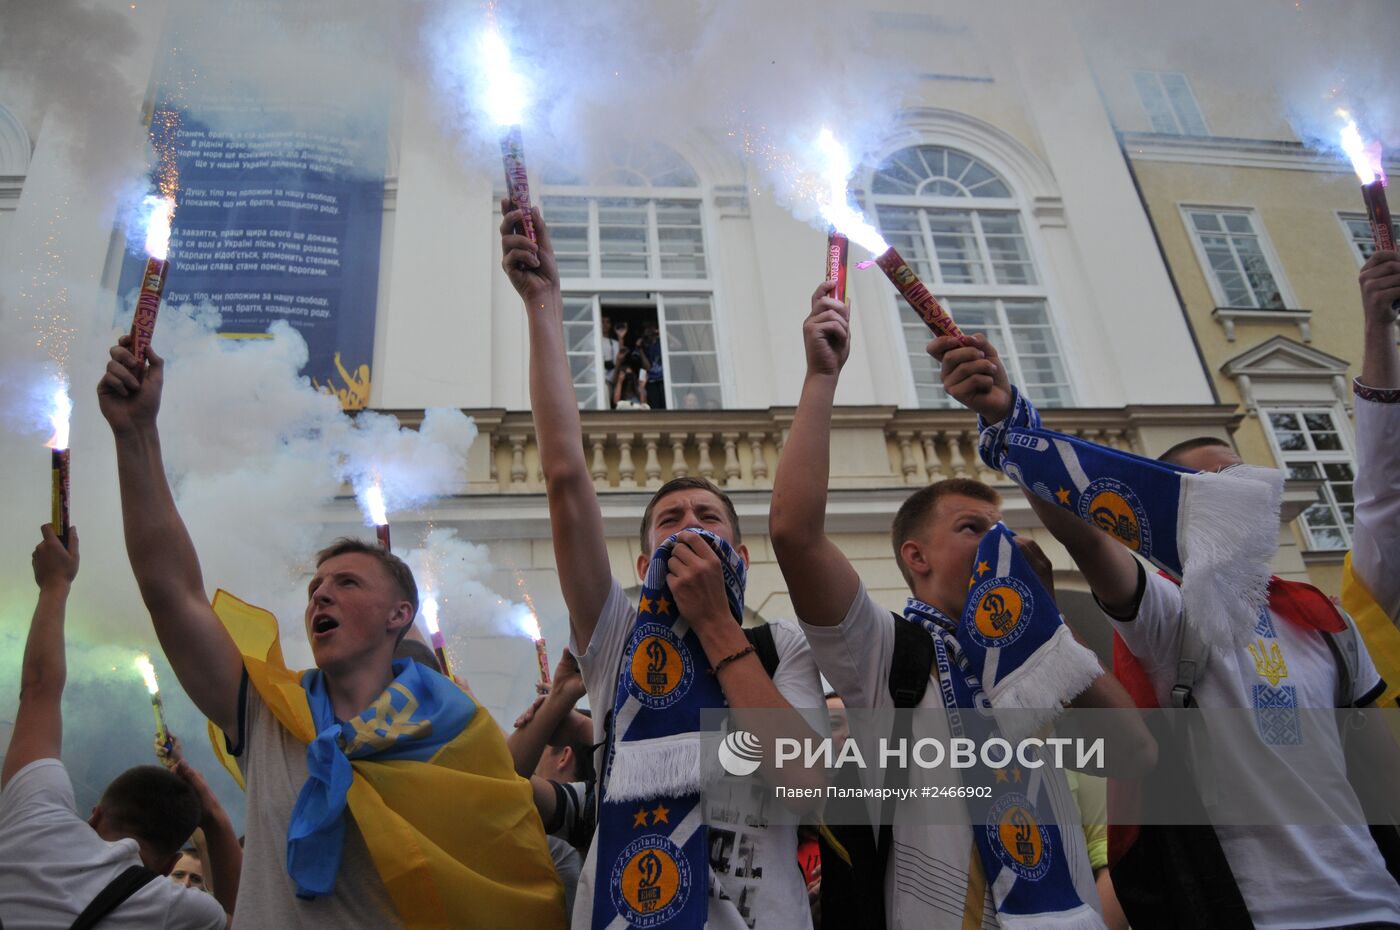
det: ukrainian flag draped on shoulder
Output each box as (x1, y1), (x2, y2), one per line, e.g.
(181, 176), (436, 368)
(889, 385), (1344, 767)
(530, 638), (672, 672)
(207, 589), (567, 930)
(978, 388), (1283, 650)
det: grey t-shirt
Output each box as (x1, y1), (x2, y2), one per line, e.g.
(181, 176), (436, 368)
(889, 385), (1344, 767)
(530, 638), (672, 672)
(230, 677), (403, 929)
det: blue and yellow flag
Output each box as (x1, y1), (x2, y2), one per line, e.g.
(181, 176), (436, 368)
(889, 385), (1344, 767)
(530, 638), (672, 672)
(1342, 555), (1400, 712)
(208, 590), (567, 930)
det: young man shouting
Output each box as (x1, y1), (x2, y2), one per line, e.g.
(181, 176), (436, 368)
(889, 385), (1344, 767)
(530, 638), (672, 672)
(501, 201), (824, 929)
(97, 339), (565, 929)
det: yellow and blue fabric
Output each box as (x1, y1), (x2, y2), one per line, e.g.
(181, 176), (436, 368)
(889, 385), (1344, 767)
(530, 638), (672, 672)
(902, 523), (1103, 930)
(1342, 554), (1400, 712)
(207, 589), (566, 930)
(591, 529), (746, 930)
(978, 387), (1282, 650)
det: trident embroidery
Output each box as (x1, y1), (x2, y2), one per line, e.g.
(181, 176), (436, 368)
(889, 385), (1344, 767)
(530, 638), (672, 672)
(344, 683), (433, 753)
(1247, 639), (1289, 688)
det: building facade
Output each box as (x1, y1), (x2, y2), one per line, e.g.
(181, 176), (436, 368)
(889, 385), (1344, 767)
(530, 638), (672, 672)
(1, 0), (1387, 714)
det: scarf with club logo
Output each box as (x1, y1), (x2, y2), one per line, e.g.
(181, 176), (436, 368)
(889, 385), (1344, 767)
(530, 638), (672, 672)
(902, 522), (1104, 930)
(978, 387), (1283, 650)
(591, 528), (746, 930)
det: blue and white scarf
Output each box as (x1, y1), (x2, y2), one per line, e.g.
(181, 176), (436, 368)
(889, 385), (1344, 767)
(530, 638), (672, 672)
(979, 388), (1282, 649)
(289, 657), (476, 898)
(903, 523), (1104, 930)
(592, 528), (746, 929)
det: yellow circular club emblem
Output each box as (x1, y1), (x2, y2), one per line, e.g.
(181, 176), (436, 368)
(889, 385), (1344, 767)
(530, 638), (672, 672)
(1078, 477), (1152, 555)
(987, 794), (1053, 881)
(624, 624), (694, 709)
(610, 836), (693, 925)
(975, 585), (1025, 641)
(1088, 491), (1141, 550)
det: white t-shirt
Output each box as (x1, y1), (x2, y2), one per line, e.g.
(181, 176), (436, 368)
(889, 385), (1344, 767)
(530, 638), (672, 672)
(0, 758), (227, 930)
(573, 578), (824, 930)
(1353, 393), (1400, 622)
(230, 680), (403, 929)
(799, 583), (1100, 930)
(1113, 569), (1400, 930)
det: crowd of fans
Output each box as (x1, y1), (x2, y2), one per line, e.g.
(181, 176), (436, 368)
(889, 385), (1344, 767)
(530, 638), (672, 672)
(0, 201), (1397, 929)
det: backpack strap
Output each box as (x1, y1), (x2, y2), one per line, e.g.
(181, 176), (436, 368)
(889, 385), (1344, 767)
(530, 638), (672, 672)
(1171, 613), (1211, 710)
(888, 613), (936, 708)
(743, 623), (781, 680)
(69, 864), (159, 930)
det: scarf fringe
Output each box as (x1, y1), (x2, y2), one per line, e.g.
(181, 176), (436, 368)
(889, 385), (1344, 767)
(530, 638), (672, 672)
(987, 625), (1103, 741)
(605, 733), (709, 802)
(1179, 466), (1284, 649)
(995, 904), (1107, 930)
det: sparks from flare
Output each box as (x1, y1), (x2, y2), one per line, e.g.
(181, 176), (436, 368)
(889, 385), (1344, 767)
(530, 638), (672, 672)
(816, 128), (891, 255)
(135, 654), (160, 695)
(478, 20), (529, 128)
(45, 382), (72, 452)
(359, 478), (389, 527)
(1337, 109), (1386, 185)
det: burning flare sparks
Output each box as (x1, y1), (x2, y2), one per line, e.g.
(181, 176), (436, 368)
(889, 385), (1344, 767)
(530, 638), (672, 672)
(135, 654), (160, 696)
(422, 593), (441, 636)
(478, 24), (529, 128)
(358, 480), (389, 528)
(816, 129), (890, 256)
(1337, 110), (1386, 186)
(46, 382), (72, 451)
(143, 195), (176, 261)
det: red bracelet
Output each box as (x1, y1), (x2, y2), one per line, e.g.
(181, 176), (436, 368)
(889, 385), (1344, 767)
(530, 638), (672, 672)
(709, 644), (756, 676)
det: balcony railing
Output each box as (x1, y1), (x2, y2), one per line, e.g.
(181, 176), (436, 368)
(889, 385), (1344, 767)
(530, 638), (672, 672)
(379, 404), (1244, 496)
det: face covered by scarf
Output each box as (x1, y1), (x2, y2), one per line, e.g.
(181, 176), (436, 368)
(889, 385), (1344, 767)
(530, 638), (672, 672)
(592, 528), (746, 930)
(901, 522), (1106, 930)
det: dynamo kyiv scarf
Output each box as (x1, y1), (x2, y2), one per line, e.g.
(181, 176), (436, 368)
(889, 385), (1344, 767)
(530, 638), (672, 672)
(902, 523), (1104, 929)
(978, 387), (1282, 649)
(291, 657), (476, 898)
(592, 528), (746, 929)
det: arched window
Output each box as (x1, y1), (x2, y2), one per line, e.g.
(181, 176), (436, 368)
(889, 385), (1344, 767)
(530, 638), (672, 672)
(872, 145), (1072, 408)
(541, 142), (719, 411)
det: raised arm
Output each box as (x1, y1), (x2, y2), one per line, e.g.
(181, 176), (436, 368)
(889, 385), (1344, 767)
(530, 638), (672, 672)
(2, 526), (79, 787)
(1352, 250), (1400, 620)
(768, 281), (862, 627)
(172, 759), (240, 919)
(931, 334), (1141, 613)
(500, 201), (612, 652)
(506, 649), (586, 778)
(98, 338), (243, 735)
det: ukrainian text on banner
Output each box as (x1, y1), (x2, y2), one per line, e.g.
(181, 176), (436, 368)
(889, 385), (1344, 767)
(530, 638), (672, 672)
(117, 9), (389, 410)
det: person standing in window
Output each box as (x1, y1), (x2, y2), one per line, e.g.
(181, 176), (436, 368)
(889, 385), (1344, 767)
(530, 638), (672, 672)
(640, 322), (665, 409)
(601, 315), (620, 403)
(612, 348), (648, 410)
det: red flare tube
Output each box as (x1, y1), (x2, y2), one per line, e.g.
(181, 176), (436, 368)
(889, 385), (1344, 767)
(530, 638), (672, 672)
(1362, 180), (1395, 252)
(130, 257), (168, 379)
(827, 231), (849, 304)
(501, 125), (537, 245)
(375, 523), (391, 552)
(535, 636), (551, 689)
(430, 631), (453, 680)
(874, 247), (963, 339)
(51, 449), (70, 549)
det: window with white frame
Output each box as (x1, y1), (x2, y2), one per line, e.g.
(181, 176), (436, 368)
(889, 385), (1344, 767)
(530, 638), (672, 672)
(1185, 208), (1287, 309)
(1132, 71), (1209, 136)
(1261, 406), (1355, 550)
(1339, 212), (1398, 264)
(872, 145), (1072, 408)
(540, 142), (720, 410)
